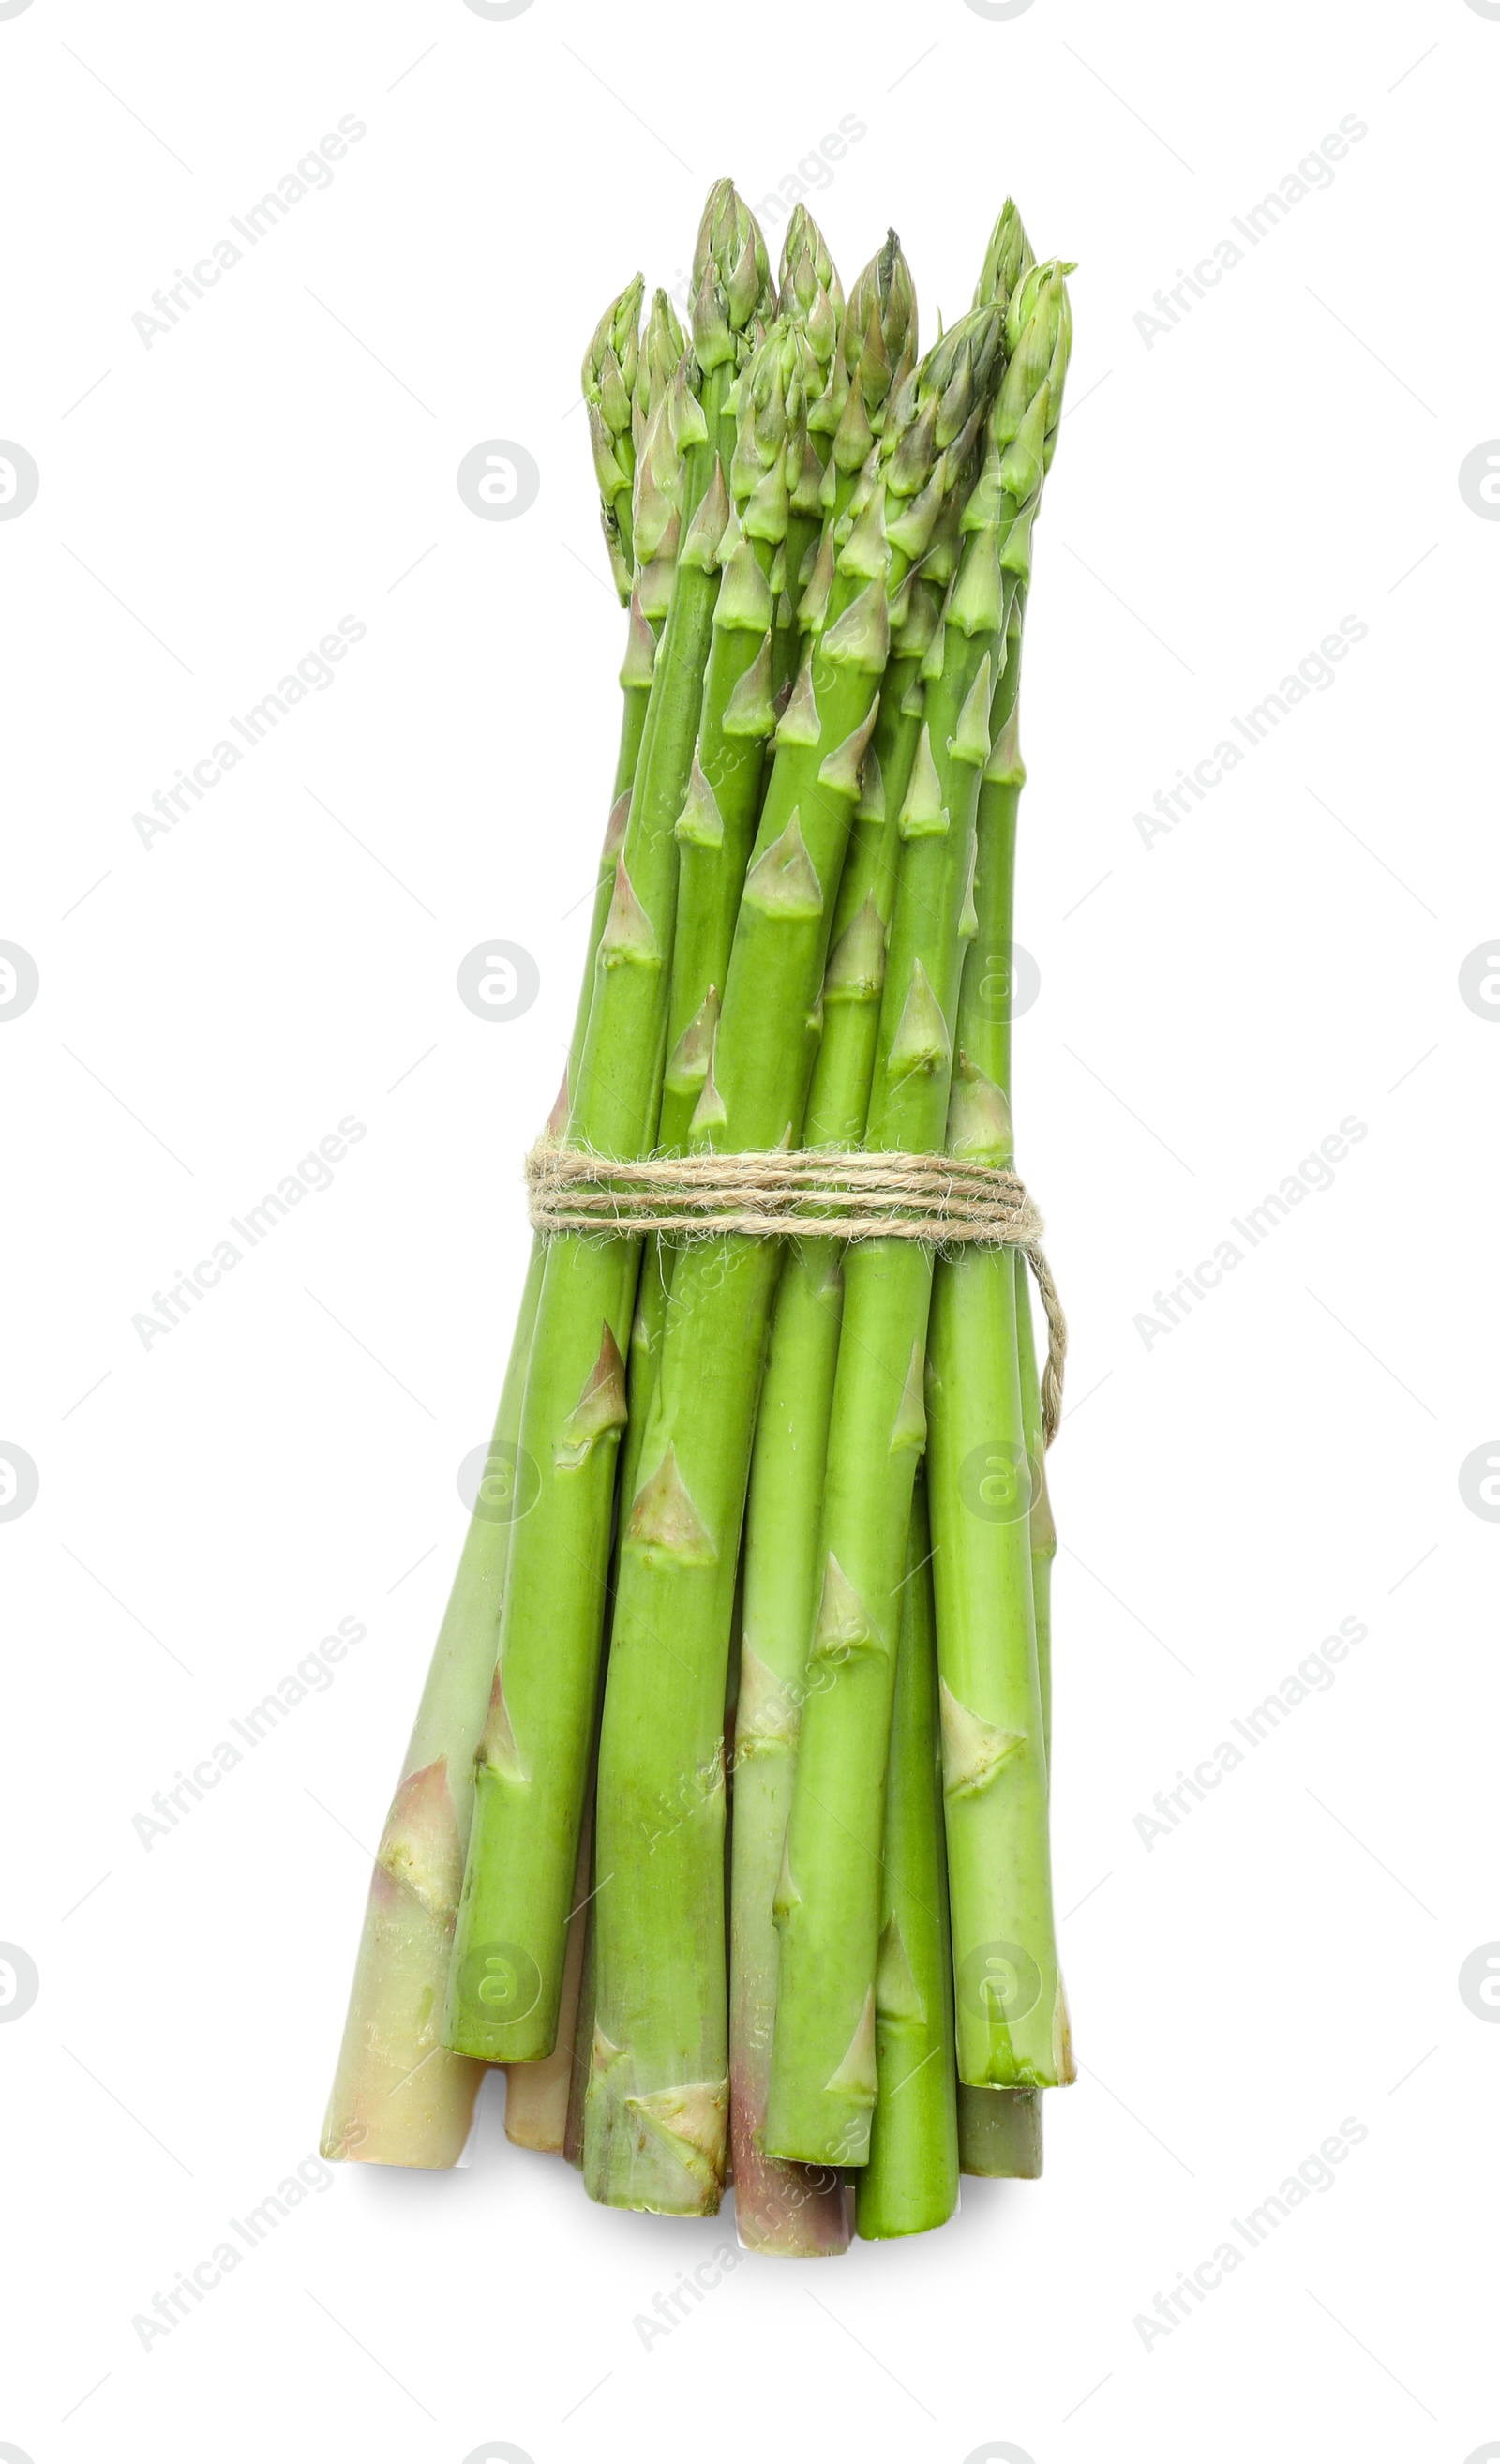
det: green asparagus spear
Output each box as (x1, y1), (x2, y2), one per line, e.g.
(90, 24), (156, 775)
(856, 1477), (961, 2238)
(728, 576), (939, 2249)
(320, 271), (658, 2168)
(319, 1249), (544, 2166)
(957, 281), (1057, 2146)
(926, 260), (1074, 2094)
(444, 184), (772, 2067)
(1016, 1257), (1057, 1765)
(564, 290), (685, 1100)
(958, 1268), (1055, 2169)
(767, 297), (1051, 2170)
(618, 321), (803, 1514)
(583, 306), (998, 2216)
(504, 1807), (592, 2153)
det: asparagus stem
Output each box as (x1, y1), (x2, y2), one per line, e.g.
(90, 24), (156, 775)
(445, 186), (772, 2066)
(958, 607), (1053, 2166)
(927, 1172), (1063, 2090)
(765, 305), (1014, 2170)
(959, 1272), (1052, 2174)
(926, 262), (1074, 2094)
(957, 1265), (1053, 2173)
(583, 287), (990, 2218)
(564, 294), (686, 1104)
(615, 1237), (670, 1544)
(318, 268), (666, 2166)
(728, 618), (931, 2252)
(619, 322), (802, 1513)
(949, 230), (1067, 2155)
(568, 285), (687, 1110)
(1015, 1255), (1057, 1768)
(565, 598), (657, 1102)
(563, 1833), (597, 2169)
(728, 1226), (848, 2248)
(856, 1478), (960, 2239)
(503, 1807), (592, 2153)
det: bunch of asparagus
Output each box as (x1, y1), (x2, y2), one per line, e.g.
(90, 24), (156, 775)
(322, 180), (1074, 2250)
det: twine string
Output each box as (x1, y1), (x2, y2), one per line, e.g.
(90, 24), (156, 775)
(526, 1142), (1068, 1448)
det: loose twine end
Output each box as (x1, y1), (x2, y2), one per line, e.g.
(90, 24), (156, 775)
(526, 1142), (1069, 1448)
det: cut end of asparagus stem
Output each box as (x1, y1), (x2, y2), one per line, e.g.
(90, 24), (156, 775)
(728, 1689), (851, 2255)
(320, 1764), (483, 2169)
(730, 2130), (851, 2257)
(957, 2084), (1043, 2179)
(583, 2054), (730, 2216)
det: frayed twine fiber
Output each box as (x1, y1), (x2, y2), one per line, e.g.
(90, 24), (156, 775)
(526, 1142), (1067, 1447)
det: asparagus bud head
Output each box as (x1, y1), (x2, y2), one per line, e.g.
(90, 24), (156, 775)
(972, 198), (1036, 314)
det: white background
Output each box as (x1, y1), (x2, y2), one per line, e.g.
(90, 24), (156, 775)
(3, 1), (1496, 2459)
